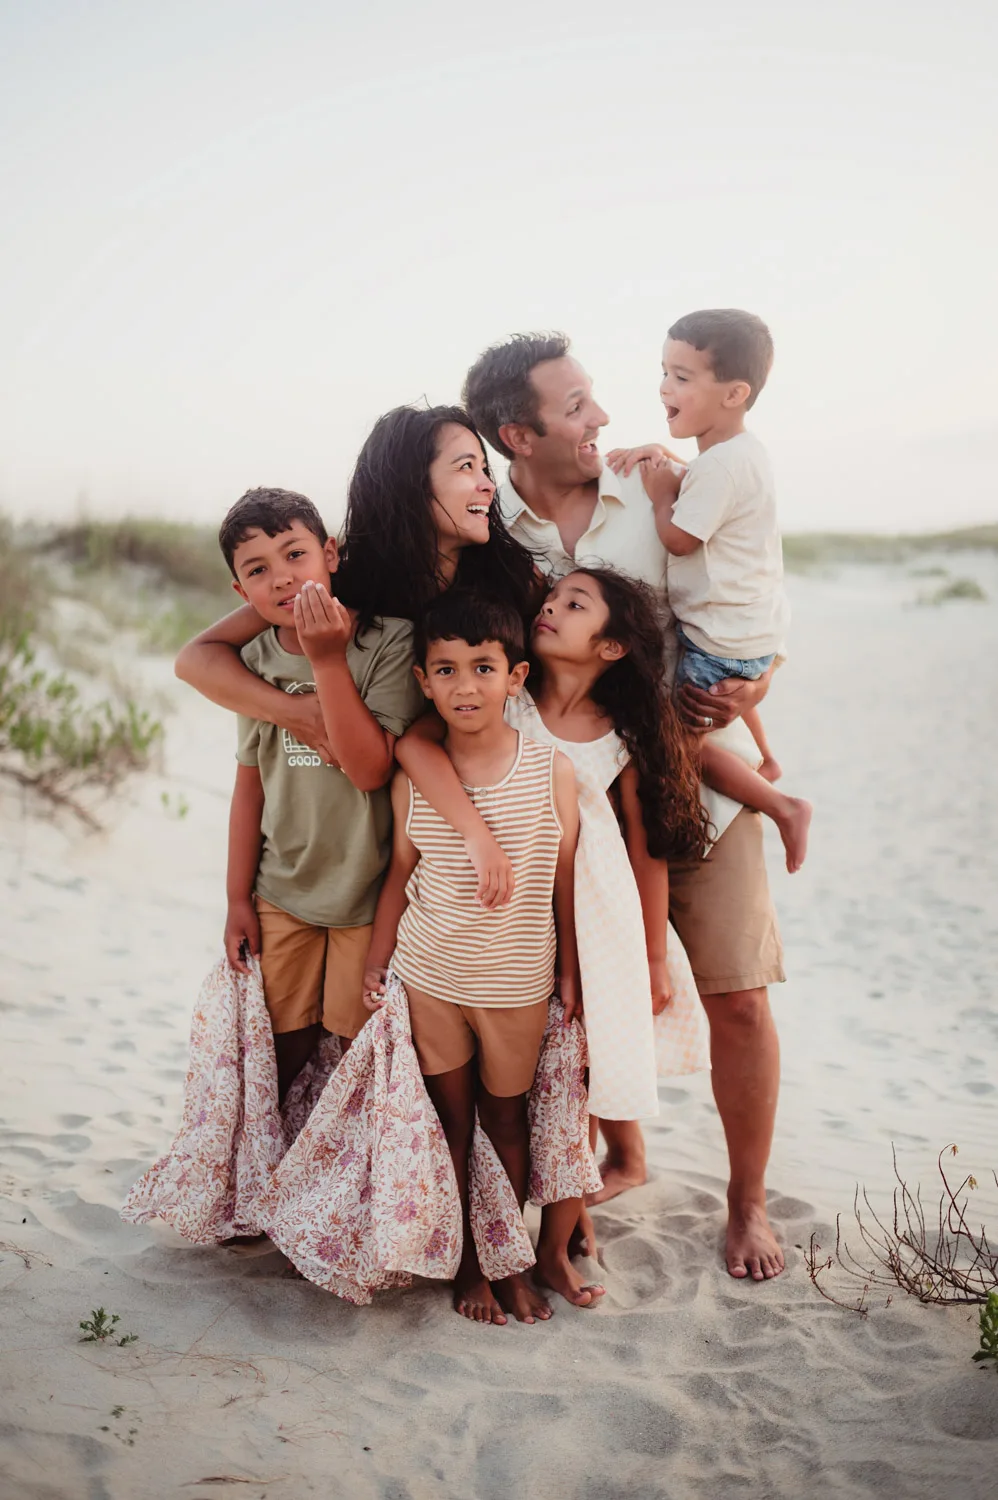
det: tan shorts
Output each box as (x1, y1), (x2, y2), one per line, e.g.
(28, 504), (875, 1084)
(668, 809), (785, 997)
(255, 896), (372, 1038)
(403, 984), (548, 1098)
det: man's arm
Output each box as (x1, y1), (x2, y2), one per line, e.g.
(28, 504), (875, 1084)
(223, 763), (265, 974)
(362, 772), (420, 1007)
(618, 765), (671, 1014)
(395, 714), (516, 909)
(551, 752), (582, 1023)
(293, 582), (395, 791)
(175, 605), (335, 760)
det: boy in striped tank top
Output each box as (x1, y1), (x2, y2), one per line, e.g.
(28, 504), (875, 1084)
(363, 593), (581, 1328)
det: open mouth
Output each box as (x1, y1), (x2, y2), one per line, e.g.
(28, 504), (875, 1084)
(665, 406), (680, 421)
(276, 597), (297, 609)
(579, 440), (599, 459)
(467, 504), (490, 516)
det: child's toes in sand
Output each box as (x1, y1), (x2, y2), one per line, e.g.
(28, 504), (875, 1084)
(454, 1267), (508, 1325)
(493, 1271), (552, 1324)
(772, 795), (813, 873)
(568, 1203), (598, 1260)
(535, 1248), (605, 1308)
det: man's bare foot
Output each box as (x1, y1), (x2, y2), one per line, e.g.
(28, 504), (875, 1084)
(454, 1267), (507, 1324)
(535, 1247), (605, 1308)
(773, 796), (813, 874)
(757, 755), (783, 784)
(726, 1201), (785, 1282)
(587, 1160), (647, 1205)
(568, 1203), (597, 1260)
(492, 1271), (552, 1324)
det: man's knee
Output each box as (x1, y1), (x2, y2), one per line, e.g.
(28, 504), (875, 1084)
(702, 986), (771, 1030)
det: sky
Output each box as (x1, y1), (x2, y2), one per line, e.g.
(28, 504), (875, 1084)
(1, 0), (995, 533)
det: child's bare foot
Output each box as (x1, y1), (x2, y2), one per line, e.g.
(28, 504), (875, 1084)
(757, 755), (783, 784)
(492, 1271), (552, 1324)
(726, 1200), (785, 1282)
(535, 1247), (605, 1308)
(773, 796), (813, 873)
(587, 1160), (647, 1205)
(454, 1266), (507, 1324)
(568, 1203), (597, 1260)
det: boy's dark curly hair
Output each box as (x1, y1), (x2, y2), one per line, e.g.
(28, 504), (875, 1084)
(562, 567), (710, 863)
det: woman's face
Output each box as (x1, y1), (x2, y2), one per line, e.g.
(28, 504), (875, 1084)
(428, 423), (495, 551)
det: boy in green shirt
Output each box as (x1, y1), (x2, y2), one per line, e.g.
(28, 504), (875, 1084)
(218, 487), (425, 1099)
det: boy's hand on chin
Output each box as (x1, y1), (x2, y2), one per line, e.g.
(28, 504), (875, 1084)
(294, 580), (353, 664)
(224, 899), (261, 974)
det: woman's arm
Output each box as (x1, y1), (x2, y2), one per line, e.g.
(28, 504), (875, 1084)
(395, 714), (515, 909)
(618, 764), (672, 1014)
(551, 752), (582, 1023)
(175, 605), (334, 759)
(223, 763), (265, 974)
(363, 772), (421, 1007)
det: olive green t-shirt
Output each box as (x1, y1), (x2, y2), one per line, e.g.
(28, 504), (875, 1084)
(236, 619), (424, 928)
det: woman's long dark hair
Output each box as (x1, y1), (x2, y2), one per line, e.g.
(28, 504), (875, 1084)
(335, 403), (542, 628)
(551, 567), (710, 863)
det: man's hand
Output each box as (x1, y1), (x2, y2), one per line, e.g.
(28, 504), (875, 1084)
(678, 675), (769, 733)
(294, 580), (353, 666)
(362, 965), (389, 1011)
(465, 829), (515, 909)
(224, 897), (261, 974)
(648, 957), (673, 1016)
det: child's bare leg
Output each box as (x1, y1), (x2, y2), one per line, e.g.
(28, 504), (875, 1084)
(700, 739), (812, 874)
(741, 705), (782, 783)
(588, 1118), (647, 1204)
(477, 1087), (552, 1323)
(274, 1023), (321, 1104)
(425, 1064), (506, 1325)
(536, 1198), (605, 1306)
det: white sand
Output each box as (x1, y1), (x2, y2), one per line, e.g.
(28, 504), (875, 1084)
(2, 559), (997, 1499)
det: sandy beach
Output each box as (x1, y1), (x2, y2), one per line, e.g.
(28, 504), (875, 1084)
(2, 553), (997, 1500)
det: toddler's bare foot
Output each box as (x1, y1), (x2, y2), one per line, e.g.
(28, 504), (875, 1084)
(726, 1201), (785, 1282)
(587, 1159), (647, 1205)
(493, 1271), (552, 1325)
(773, 796), (812, 873)
(568, 1203), (597, 1260)
(535, 1247), (605, 1308)
(757, 755), (783, 784)
(454, 1266), (507, 1325)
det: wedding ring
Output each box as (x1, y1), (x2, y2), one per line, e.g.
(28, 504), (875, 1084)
(702, 715), (714, 728)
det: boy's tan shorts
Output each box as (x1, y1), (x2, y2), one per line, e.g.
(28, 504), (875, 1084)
(668, 809), (785, 997)
(255, 896), (372, 1038)
(403, 984), (548, 1098)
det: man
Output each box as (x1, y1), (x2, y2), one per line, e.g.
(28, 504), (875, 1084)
(462, 332), (786, 1283)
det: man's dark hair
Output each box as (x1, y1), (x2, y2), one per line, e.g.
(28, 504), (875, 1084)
(667, 309), (774, 409)
(218, 487), (327, 577)
(462, 332), (571, 460)
(414, 590), (526, 671)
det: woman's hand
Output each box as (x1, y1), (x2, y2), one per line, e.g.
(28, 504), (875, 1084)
(224, 898), (261, 974)
(294, 580), (353, 665)
(648, 958), (673, 1016)
(363, 965), (389, 1011)
(465, 829), (515, 908)
(557, 972), (583, 1025)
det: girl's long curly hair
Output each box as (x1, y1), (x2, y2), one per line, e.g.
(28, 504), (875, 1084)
(335, 403), (542, 629)
(561, 567), (710, 863)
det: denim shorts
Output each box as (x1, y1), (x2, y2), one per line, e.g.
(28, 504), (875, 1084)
(675, 626), (776, 691)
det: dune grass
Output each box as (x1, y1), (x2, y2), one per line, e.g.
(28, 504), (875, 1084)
(782, 523), (998, 571)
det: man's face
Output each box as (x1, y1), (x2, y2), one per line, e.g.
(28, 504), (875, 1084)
(231, 524), (337, 626)
(415, 638), (527, 734)
(522, 356), (609, 483)
(659, 338), (738, 440)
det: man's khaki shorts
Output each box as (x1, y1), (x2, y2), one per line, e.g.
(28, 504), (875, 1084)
(403, 983), (548, 1098)
(668, 809), (785, 997)
(255, 896), (372, 1038)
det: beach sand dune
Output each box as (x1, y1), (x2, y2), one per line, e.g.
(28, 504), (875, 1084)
(2, 559), (996, 1499)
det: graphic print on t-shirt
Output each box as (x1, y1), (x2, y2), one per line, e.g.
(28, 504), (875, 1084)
(280, 681), (327, 768)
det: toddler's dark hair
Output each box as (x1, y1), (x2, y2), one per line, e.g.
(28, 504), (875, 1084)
(463, 332), (572, 460)
(415, 590), (526, 671)
(219, 488), (327, 577)
(667, 309), (774, 409)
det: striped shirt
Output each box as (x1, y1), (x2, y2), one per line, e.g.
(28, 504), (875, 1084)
(392, 734), (563, 1008)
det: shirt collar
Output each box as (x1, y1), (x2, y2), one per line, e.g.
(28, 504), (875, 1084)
(498, 462), (630, 527)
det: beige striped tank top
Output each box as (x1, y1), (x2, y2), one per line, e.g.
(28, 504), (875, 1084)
(392, 733), (563, 1008)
